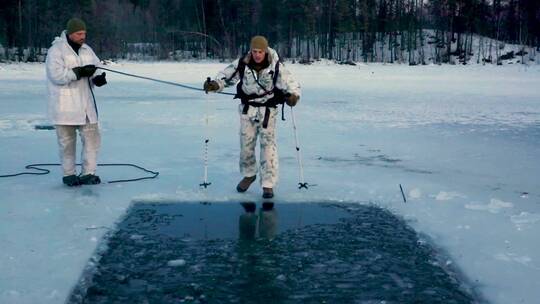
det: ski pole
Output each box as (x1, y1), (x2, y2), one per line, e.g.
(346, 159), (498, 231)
(399, 184), (407, 203)
(290, 107), (309, 189)
(200, 77), (212, 188)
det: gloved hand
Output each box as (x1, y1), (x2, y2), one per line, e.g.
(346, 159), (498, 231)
(203, 79), (220, 92)
(92, 72), (107, 87)
(285, 94), (300, 107)
(72, 64), (97, 79)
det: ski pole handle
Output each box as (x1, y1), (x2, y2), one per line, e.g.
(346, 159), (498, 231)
(205, 77), (211, 94)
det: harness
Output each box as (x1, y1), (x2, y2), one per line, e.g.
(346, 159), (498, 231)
(228, 53), (287, 128)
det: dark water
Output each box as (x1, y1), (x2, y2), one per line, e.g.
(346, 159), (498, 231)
(69, 202), (478, 304)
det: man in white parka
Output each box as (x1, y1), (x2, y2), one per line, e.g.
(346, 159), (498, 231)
(204, 36), (301, 199)
(46, 18), (107, 186)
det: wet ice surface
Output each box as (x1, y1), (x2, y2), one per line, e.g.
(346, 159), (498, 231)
(69, 202), (477, 304)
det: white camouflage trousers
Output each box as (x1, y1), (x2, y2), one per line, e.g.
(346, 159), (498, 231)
(55, 123), (101, 176)
(239, 107), (278, 188)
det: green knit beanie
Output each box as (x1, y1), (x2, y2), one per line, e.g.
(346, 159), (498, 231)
(250, 36), (268, 51)
(66, 18), (86, 35)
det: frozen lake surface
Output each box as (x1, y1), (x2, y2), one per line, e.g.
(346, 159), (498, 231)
(1, 61), (539, 303)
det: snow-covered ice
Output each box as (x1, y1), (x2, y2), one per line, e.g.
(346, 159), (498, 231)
(1, 61), (540, 304)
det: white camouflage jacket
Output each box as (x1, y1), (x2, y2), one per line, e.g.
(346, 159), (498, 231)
(45, 30), (101, 125)
(215, 47), (301, 117)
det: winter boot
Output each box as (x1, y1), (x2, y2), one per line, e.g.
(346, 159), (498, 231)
(236, 176), (256, 192)
(63, 175), (81, 187)
(79, 174), (101, 185)
(262, 187), (274, 199)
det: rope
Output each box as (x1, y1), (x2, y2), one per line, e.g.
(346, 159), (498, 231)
(2, 68), (243, 185)
(0, 163), (159, 183)
(0, 164), (52, 177)
(97, 66), (235, 96)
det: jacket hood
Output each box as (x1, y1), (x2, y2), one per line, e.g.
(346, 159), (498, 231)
(51, 30), (68, 46)
(51, 30), (88, 49)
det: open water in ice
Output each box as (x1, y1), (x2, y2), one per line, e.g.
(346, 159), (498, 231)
(69, 202), (477, 304)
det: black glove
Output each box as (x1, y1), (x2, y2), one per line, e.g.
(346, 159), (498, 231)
(92, 72), (107, 87)
(285, 94), (300, 107)
(72, 64), (97, 79)
(203, 79), (220, 92)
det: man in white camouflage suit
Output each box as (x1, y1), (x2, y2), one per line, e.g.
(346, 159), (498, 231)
(204, 36), (301, 198)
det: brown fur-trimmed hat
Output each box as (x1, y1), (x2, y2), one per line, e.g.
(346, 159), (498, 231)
(250, 35), (268, 51)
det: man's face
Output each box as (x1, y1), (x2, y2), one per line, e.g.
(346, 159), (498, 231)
(68, 30), (86, 45)
(251, 48), (266, 64)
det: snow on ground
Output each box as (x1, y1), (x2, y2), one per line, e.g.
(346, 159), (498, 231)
(1, 61), (539, 304)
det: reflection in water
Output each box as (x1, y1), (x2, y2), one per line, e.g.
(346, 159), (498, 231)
(235, 202), (286, 303)
(239, 202), (277, 240)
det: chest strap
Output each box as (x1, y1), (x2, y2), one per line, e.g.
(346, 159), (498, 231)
(241, 97), (285, 128)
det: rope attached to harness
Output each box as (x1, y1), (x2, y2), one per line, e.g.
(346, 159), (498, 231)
(98, 66), (235, 96)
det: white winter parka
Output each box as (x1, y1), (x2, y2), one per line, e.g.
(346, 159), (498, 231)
(46, 30), (101, 125)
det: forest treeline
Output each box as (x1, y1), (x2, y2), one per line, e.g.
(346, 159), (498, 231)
(0, 0), (539, 64)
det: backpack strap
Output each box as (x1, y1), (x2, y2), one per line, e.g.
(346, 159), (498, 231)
(273, 58), (280, 86)
(226, 55), (247, 83)
(271, 59), (287, 124)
